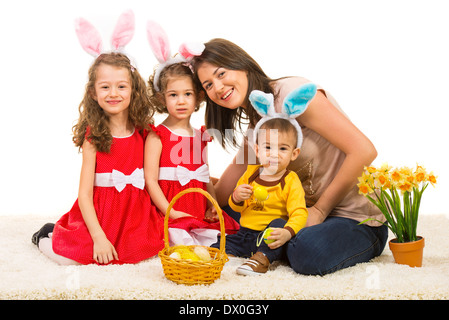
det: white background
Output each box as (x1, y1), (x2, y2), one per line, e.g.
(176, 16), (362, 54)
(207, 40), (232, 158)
(1, 0), (447, 216)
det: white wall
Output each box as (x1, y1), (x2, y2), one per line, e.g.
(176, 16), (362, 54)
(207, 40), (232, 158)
(1, 0), (447, 216)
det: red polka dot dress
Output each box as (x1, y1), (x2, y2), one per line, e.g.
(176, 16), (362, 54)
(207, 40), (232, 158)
(153, 124), (239, 235)
(52, 128), (164, 265)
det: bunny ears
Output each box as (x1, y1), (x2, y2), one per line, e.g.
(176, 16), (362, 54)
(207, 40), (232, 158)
(75, 10), (135, 58)
(250, 83), (317, 149)
(147, 20), (205, 91)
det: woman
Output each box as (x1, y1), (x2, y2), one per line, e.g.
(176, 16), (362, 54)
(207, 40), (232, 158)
(192, 38), (388, 276)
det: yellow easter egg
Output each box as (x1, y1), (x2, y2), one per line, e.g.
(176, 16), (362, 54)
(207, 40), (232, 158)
(193, 246), (212, 261)
(169, 252), (181, 259)
(184, 251), (200, 262)
(173, 247), (200, 261)
(263, 227), (275, 244)
(254, 186), (268, 201)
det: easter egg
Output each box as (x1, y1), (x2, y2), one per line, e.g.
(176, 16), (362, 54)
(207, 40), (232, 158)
(254, 186), (268, 201)
(173, 247), (200, 261)
(182, 251), (200, 262)
(263, 227), (275, 244)
(169, 252), (181, 260)
(194, 246), (212, 261)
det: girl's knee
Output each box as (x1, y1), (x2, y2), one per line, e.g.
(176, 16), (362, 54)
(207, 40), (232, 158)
(38, 237), (80, 266)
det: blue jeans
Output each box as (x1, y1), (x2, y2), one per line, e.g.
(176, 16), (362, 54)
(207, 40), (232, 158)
(211, 218), (287, 263)
(287, 216), (388, 276)
(222, 205), (240, 223)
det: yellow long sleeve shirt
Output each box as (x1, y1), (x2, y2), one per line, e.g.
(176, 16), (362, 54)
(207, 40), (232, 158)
(229, 165), (308, 236)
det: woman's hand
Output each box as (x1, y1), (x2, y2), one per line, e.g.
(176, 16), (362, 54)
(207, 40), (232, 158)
(305, 206), (327, 227)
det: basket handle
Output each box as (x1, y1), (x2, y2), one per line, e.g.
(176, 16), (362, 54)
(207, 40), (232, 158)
(164, 188), (226, 255)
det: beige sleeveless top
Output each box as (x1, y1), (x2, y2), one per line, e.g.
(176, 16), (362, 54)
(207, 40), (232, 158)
(264, 76), (384, 226)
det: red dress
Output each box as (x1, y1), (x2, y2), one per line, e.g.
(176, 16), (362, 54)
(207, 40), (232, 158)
(153, 124), (239, 234)
(52, 129), (164, 265)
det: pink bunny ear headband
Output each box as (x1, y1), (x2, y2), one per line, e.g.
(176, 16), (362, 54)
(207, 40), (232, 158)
(75, 10), (136, 69)
(146, 20), (205, 91)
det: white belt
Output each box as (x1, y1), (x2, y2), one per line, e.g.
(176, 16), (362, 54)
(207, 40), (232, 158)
(94, 168), (145, 192)
(159, 164), (210, 186)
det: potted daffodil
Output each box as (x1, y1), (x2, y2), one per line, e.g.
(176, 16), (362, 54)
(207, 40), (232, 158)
(358, 163), (437, 267)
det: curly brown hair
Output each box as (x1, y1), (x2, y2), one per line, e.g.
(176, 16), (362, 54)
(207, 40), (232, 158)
(147, 62), (203, 114)
(72, 52), (154, 153)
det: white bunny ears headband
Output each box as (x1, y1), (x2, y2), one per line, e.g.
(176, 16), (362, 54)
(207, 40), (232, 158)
(146, 21), (205, 91)
(250, 83), (317, 149)
(75, 10), (136, 68)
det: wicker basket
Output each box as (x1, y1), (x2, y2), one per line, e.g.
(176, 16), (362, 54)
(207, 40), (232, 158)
(158, 188), (228, 285)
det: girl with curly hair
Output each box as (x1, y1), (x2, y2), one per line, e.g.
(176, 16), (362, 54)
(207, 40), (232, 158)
(32, 52), (164, 265)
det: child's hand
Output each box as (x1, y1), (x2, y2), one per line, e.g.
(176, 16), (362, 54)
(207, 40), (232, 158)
(170, 209), (194, 220)
(266, 228), (292, 249)
(93, 235), (118, 264)
(204, 206), (219, 223)
(232, 184), (253, 203)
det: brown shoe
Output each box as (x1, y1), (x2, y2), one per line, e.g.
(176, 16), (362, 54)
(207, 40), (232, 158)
(236, 252), (270, 276)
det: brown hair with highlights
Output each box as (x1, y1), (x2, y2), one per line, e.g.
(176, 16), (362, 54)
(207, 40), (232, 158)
(192, 38), (281, 149)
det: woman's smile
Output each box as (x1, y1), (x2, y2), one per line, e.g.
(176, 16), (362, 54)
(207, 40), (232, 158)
(221, 88), (234, 101)
(197, 62), (248, 109)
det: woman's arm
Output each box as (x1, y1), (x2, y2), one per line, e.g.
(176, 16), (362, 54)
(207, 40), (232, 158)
(78, 140), (118, 264)
(203, 143), (218, 203)
(300, 91), (377, 225)
(213, 139), (253, 207)
(144, 130), (192, 219)
(204, 180), (219, 222)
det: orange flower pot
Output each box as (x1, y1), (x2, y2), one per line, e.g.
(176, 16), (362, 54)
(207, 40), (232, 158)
(388, 236), (425, 267)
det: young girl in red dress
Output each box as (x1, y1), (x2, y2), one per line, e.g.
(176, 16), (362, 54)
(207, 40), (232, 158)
(144, 21), (239, 246)
(32, 12), (164, 265)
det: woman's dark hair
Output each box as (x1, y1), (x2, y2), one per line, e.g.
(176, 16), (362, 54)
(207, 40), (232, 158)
(192, 38), (279, 149)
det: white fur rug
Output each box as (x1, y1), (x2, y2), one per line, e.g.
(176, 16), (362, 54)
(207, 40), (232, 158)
(1, 214), (448, 300)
